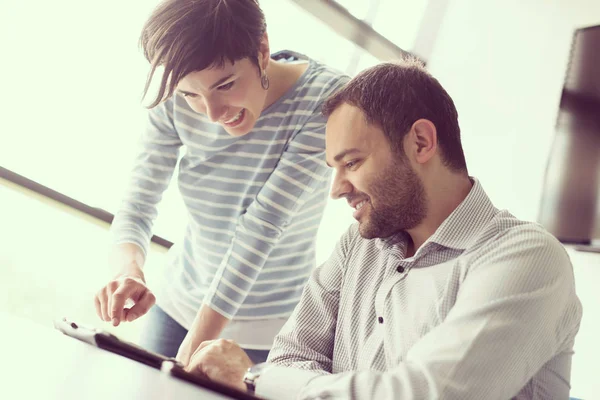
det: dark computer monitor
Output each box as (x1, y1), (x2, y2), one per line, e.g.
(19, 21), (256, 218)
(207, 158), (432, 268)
(538, 24), (600, 247)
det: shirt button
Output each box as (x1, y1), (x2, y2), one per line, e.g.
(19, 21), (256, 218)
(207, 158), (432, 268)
(378, 316), (384, 324)
(397, 265), (405, 273)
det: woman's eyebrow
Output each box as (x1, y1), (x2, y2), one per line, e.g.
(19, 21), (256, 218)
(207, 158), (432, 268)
(210, 74), (235, 90)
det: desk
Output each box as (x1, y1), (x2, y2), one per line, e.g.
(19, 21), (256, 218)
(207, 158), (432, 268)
(0, 312), (232, 399)
(2, 173), (599, 398)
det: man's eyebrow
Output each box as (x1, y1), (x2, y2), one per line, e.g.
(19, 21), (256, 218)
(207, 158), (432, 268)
(326, 148), (362, 167)
(209, 74), (235, 90)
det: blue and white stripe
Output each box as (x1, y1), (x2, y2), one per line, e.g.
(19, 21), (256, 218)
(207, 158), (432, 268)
(112, 56), (349, 331)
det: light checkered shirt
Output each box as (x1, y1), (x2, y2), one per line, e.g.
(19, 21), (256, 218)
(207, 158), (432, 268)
(258, 178), (582, 400)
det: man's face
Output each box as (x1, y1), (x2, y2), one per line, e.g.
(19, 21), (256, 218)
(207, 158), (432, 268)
(326, 104), (427, 239)
(176, 57), (267, 137)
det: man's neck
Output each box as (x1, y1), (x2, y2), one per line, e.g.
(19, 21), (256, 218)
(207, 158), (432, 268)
(405, 174), (473, 257)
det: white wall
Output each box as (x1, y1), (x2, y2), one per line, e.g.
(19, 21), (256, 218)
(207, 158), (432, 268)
(426, 0), (600, 222)
(318, 0), (600, 264)
(425, 2), (600, 398)
(567, 247), (600, 400)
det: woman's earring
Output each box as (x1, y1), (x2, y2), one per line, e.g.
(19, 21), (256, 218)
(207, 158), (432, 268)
(261, 70), (270, 90)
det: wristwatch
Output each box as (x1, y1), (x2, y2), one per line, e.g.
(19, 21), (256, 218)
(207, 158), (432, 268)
(243, 362), (271, 393)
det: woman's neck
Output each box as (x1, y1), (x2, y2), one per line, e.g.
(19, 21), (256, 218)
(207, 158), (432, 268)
(263, 58), (309, 110)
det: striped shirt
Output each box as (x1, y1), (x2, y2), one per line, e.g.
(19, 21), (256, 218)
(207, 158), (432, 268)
(260, 178), (583, 399)
(111, 52), (348, 348)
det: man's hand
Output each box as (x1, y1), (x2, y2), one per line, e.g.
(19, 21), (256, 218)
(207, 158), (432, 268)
(94, 264), (155, 326)
(185, 339), (254, 392)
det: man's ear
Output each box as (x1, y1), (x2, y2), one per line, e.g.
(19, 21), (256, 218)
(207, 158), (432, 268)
(407, 119), (437, 165)
(258, 32), (270, 71)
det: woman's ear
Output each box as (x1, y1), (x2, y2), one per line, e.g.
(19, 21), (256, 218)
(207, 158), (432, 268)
(407, 119), (437, 165)
(258, 32), (270, 71)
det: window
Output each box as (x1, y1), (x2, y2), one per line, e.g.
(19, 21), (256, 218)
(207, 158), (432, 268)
(0, 0), (388, 244)
(0, 0), (428, 326)
(1, 0), (428, 261)
(372, 0), (429, 51)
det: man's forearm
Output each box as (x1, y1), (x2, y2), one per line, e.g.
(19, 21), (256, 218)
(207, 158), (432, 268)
(257, 366), (328, 400)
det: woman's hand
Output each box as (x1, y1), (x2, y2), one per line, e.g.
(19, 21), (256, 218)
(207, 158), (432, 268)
(94, 261), (155, 326)
(176, 332), (200, 367)
(176, 304), (231, 366)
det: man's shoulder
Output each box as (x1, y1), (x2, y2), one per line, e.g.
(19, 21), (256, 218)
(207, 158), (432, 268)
(484, 211), (560, 246)
(470, 210), (570, 269)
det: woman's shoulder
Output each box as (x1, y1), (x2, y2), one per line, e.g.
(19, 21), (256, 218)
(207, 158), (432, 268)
(274, 50), (349, 87)
(259, 51), (349, 125)
(306, 61), (350, 92)
(281, 53), (349, 105)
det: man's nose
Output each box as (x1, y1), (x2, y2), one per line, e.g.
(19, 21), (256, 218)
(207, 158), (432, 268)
(330, 172), (352, 200)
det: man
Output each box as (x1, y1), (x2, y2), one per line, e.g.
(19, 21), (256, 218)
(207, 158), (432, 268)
(184, 59), (582, 399)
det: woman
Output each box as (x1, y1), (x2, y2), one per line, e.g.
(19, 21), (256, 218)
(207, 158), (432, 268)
(93, 0), (348, 365)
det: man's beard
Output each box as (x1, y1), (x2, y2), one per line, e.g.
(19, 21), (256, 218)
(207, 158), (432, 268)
(358, 158), (427, 239)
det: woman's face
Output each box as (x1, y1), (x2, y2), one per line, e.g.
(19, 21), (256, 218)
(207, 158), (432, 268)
(176, 57), (268, 137)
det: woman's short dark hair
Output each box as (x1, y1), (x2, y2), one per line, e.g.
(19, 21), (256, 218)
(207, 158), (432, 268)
(140, 0), (267, 108)
(323, 58), (468, 172)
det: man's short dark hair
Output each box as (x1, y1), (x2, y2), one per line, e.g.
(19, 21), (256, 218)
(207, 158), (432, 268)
(323, 58), (467, 172)
(140, 0), (267, 108)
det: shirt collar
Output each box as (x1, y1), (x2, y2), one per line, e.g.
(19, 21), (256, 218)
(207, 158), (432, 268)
(426, 177), (497, 250)
(375, 177), (497, 252)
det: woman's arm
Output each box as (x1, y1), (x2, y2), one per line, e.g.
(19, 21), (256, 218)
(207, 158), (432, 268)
(176, 108), (333, 364)
(95, 99), (183, 326)
(110, 99), (182, 257)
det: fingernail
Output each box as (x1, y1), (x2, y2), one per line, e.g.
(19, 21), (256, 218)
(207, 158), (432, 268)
(128, 313), (138, 322)
(112, 318), (119, 326)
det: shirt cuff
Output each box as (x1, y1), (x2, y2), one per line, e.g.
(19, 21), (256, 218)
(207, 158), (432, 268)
(256, 366), (324, 400)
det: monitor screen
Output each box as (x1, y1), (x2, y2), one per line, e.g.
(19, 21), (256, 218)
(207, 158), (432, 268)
(538, 25), (600, 245)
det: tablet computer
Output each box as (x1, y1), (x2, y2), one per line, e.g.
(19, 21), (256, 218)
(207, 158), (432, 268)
(54, 317), (261, 400)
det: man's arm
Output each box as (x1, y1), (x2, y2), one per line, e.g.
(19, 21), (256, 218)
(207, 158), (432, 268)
(255, 225), (356, 399)
(293, 227), (582, 400)
(183, 217), (355, 398)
